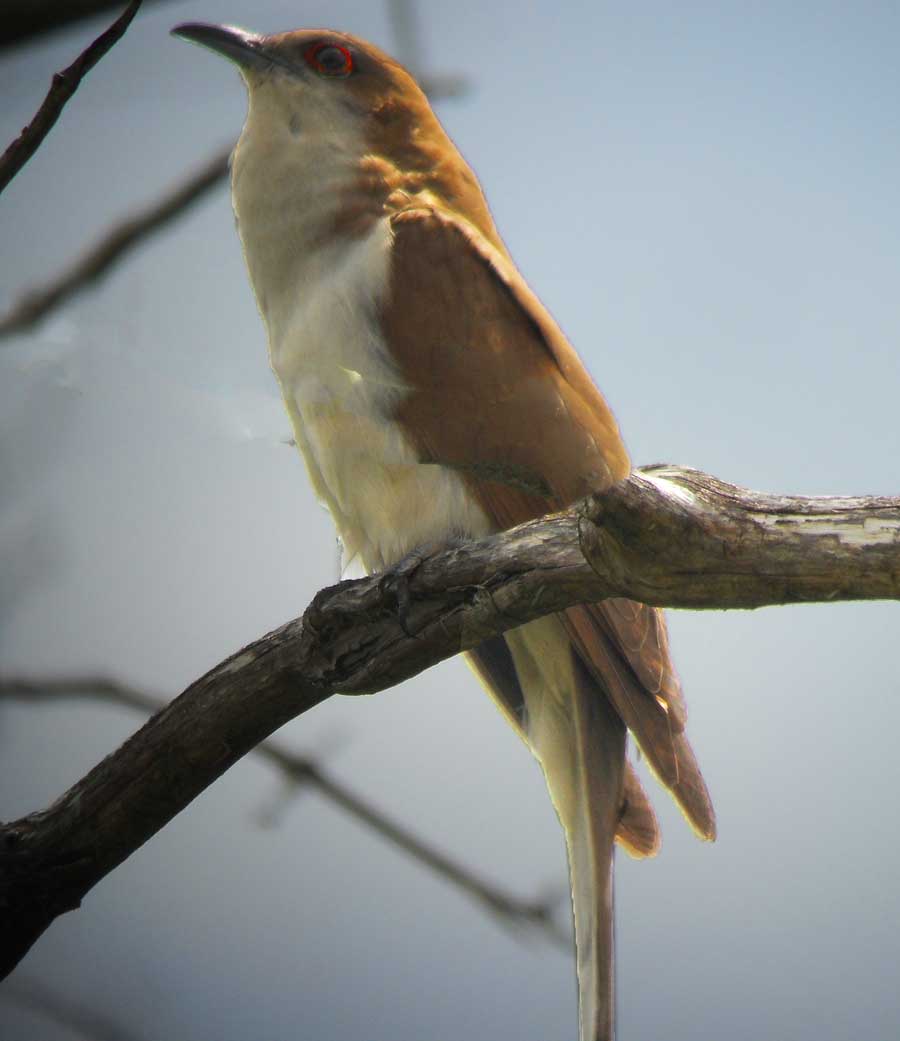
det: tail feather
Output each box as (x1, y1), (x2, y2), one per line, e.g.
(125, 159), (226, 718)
(618, 762), (661, 859)
(567, 652), (626, 1041)
(465, 636), (658, 857)
(466, 602), (714, 1039)
(565, 604), (716, 841)
(502, 617), (626, 1041)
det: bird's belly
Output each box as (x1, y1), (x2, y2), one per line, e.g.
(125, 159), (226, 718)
(265, 219), (492, 572)
(290, 393), (491, 571)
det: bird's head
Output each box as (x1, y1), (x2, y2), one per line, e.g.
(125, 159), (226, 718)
(173, 23), (426, 132)
(171, 23), (500, 251)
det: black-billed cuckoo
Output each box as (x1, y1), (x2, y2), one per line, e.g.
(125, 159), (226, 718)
(173, 23), (715, 1041)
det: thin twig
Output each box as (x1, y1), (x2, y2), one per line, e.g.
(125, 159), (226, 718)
(0, 2), (142, 194)
(0, 675), (568, 946)
(256, 741), (569, 943)
(0, 145), (231, 337)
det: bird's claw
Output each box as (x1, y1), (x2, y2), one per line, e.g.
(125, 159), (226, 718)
(378, 543), (442, 637)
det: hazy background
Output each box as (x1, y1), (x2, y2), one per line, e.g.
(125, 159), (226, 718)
(1, 2), (898, 1039)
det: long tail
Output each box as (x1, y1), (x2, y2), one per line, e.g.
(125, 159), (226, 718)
(497, 616), (627, 1041)
(564, 652), (626, 1041)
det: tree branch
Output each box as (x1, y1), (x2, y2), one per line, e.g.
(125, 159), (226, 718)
(0, 145), (230, 338)
(581, 466), (900, 608)
(1, 464), (898, 978)
(0, 2), (142, 195)
(1, 676), (567, 945)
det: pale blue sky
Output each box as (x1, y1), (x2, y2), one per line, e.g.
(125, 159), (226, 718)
(1, 3), (899, 1040)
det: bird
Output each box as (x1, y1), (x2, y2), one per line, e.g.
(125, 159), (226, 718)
(172, 22), (716, 1041)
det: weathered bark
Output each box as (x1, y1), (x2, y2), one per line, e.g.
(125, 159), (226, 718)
(580, 466), (900, 608)
(1, 464), (898, 978)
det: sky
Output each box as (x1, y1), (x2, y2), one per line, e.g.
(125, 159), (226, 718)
(1, 2), (899, 1040)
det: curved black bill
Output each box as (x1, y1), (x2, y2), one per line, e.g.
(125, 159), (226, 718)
(171, 22), (272, 70)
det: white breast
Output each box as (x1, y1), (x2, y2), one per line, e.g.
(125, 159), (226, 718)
(268, 217), (492, 571)
(241, 208), (491, 573)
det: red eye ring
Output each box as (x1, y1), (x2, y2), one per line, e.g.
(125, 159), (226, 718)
(304, 42), (354, 77)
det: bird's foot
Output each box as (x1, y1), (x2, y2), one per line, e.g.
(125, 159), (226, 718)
(379, 538), (465, 637)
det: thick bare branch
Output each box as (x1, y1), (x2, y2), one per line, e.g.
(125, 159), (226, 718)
(1, 464), (898, 978)
(581, 466), (900, 608)
(0, 145), (230, 337)
(0, 2), (142, 194)
(1, 676), (566, 943)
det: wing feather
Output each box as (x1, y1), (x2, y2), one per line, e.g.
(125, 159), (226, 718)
(382, 204), (713, 839)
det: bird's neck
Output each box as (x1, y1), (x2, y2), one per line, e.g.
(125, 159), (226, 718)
(231, 86), (363, 336)
(231, 83), (505, 340)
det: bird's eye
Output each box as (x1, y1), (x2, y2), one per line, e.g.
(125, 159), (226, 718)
(304, 42), (353, 77)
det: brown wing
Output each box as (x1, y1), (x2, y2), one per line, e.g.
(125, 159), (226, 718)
(385, 207), (630, 518)
(565, 603), (715, 838)
(381, 205), (714, 842)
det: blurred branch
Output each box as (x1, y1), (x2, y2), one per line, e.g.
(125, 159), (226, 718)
(1, 1), (174, 50)
(0, 2), (142, 195)
(388, 0), (469, 98)
(0, 145), (230, 338)
(1, 464), (899, 978)
(1, 977), (146, 1041)
(388, 0), (423, 73)
(0, 675), (567, 945)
